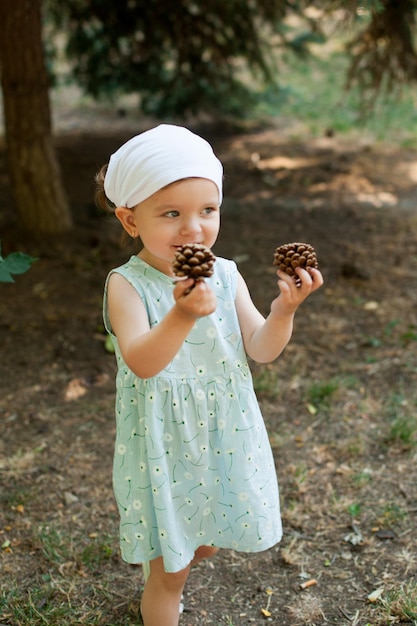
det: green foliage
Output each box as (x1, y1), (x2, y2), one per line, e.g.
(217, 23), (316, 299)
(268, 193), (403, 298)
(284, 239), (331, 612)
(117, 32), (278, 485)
(306, 379), (339, 407)
(378, 503), (407, 527)
(401, 324), (417, 344)
(385, 392), (417, 448)
(253, 367), (280, 399)
(345, 0), (417, 107)
(0, 585), (72, 625)
(380, 580), (417, 623)
(37, 526), (70, 565)
(347, 502), (362, 517)
(0, 242), (37, 283)
(43, 0), (417, 120)
(45, 0), (317, 117)
(104, 333), (115, 354)
(79, 540), (113, 570)
(257, 45), (417, 143)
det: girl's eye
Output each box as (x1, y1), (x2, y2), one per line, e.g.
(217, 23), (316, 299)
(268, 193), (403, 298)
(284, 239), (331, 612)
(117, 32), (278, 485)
(203, 206), (216, 215)
(164, 210), (179, 218)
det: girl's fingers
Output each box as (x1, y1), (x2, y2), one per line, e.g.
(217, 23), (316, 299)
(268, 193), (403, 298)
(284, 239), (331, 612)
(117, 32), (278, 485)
(304, 267), (324, 289)
(295, 267), (313, 287)
(174, 279), (216, 317)
(277, 267), (323, 294)
(173, 277), (195, 298)
(276, 270), (293, 285)
(277, 269), (308, 290)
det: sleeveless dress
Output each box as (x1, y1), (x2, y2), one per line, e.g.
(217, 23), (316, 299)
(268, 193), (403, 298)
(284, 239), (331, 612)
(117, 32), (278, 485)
(103, 255), (282, 573)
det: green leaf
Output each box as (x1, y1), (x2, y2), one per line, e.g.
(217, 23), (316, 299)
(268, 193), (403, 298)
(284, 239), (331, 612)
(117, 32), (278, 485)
(0, 249), (38, 283)
(3, 252), (38, 275)
(0, 265), (15, 283)
(104, 334), (115, 354)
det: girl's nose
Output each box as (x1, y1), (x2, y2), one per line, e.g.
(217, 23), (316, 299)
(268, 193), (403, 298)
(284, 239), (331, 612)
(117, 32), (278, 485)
(180, 217), (202, 236)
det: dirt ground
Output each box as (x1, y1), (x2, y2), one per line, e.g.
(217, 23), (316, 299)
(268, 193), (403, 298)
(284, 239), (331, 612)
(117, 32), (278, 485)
(1, 115), (417, 625)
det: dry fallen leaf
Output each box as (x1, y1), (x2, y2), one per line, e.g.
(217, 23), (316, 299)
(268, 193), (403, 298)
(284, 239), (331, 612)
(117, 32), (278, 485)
(368, 587), (384, 602)
(64, 491), (79, 506)
(64, 378), (88, 401)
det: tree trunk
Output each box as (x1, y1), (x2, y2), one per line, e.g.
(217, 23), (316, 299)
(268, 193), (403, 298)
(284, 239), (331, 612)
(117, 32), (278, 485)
(0, 0), (73, 235)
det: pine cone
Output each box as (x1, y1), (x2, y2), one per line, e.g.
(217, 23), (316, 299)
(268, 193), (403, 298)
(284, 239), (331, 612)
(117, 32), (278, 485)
(173, 243), (216, 281)
(273, 242), (318, 283)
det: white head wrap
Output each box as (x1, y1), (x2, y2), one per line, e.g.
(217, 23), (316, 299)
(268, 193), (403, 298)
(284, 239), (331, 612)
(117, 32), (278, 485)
(104, 124), (223, 208)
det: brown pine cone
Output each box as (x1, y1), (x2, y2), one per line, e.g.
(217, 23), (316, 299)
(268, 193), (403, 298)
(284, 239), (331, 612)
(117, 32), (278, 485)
(273, 242), (318, 282)
(173, 243), (216, 281)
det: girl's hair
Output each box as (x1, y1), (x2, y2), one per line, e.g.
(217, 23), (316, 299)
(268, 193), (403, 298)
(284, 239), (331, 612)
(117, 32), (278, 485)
(95, 164), (138, 246)
(95, 164), (116, 214)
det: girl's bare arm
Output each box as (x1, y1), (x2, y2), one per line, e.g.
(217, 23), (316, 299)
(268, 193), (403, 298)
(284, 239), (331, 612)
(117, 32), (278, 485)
(107, 273), (216, 378)
(236, 268), (323, 363)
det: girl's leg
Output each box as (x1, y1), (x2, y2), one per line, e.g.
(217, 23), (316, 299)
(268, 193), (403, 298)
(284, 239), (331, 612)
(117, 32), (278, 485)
(140, 557), (190, 626)
(191, 545), (219, 566)
(140, 547), (219, 626)
(142, 546), (218, 581)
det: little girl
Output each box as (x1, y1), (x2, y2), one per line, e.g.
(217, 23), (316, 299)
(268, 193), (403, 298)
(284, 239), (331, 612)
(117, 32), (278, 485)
(97, 124), (323, 626)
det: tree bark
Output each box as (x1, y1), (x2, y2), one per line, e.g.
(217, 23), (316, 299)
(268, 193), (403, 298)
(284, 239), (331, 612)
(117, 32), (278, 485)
(0, 0), (72, 235)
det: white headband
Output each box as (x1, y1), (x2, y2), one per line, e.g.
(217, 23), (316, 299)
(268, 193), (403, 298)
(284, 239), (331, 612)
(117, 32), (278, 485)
(104, 124), (223, 208)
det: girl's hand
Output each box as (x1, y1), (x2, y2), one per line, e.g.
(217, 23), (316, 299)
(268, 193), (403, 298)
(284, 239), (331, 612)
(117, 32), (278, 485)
(271, 267), (323, 317)
(173, 278), (217, 319)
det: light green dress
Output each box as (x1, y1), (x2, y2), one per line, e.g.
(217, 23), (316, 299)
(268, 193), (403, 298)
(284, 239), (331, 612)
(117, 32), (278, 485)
(103, 255), (282, 573)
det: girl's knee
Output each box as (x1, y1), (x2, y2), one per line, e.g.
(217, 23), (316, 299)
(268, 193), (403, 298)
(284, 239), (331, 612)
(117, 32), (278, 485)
(147, 547), (218, 589)
(164, 569), (189, 592)
(193, 545), (219, 564)
(149, 558), (190, 591)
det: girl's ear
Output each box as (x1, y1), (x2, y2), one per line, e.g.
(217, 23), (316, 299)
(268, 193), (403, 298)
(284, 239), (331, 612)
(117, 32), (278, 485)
(115, 206), (138, 238)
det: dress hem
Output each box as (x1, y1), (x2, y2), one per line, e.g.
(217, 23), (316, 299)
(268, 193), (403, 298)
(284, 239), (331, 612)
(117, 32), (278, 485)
(119, 533), (283, 573)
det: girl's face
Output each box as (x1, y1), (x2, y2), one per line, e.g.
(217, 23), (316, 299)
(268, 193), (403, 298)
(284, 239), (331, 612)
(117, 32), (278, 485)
(116, 178), (221, 276)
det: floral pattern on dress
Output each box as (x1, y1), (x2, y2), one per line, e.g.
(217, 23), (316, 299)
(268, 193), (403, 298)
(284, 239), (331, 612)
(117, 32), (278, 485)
(103, 256), (282, 573)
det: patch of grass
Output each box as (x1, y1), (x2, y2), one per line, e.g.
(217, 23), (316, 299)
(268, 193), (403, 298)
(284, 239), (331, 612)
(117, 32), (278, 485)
(376, 503), (407, 529)
(37, 526), (115, 571)
(293, 463), (308, 486)
(1, 509), (139, 625)
(347, 502), (362, 518)
(352, 469), (373, 487)
(343, 436), (369, 459)
(0, 575), (141, 625)
(384, 392), (417, 449)
(383, 319), (400, 338)
(304, 375), (359, 411)
(365, 335), (382, 348)
(364, 319), (407, 351)
(253, 367), (280, 400)
(0, 585), (67, 625)
(80, 537), (114, 571)
(375, 580), (417, 624)
(401, 324), (417, 344)
(389, 415), (417, 447)
(37, 526), (71, 565)
(1, 583), (100, 625)
(0, 483), (31, 509)
(305, 378), (339, 408)
(257, 47), (417, 145)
